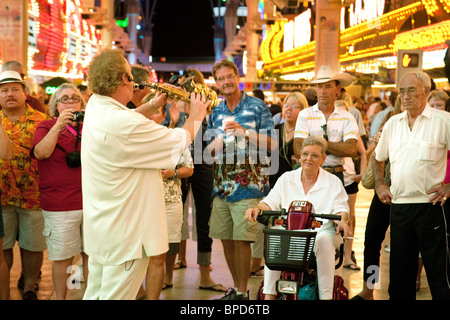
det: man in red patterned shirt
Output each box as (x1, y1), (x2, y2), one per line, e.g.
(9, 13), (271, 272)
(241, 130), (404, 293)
(0, 70), (48, 300)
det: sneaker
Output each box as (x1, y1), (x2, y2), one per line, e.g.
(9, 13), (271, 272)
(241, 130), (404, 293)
(216, 288), (249, 300)
(237, 291), (249, 300)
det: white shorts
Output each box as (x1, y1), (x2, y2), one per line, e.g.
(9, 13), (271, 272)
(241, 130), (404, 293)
(42, 209), (83, 261)
(165, 201), (183, 243)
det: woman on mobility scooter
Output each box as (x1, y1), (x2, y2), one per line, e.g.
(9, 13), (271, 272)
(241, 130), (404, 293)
(245, 136), (350, 300)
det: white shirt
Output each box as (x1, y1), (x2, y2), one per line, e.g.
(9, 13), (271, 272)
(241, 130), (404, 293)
(262, 167), (349, 231)
(294, 104), (359, 166)
(375, 106), (450, 204)
(81, 94), (189, 265)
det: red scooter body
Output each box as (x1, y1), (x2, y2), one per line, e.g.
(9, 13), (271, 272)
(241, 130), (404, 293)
(257, 200), (348, 300)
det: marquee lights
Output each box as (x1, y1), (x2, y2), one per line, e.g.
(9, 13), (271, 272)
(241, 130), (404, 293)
(27, 0), (100, 80)
(393, 20), (450, 53)
(347, 0), (386, 28)
(260, 1), (450, 77)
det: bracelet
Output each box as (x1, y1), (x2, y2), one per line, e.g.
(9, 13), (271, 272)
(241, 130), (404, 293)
(172, 169), (178, 179)
(150, 99), (158, 111)
(256, 204), (265, 215)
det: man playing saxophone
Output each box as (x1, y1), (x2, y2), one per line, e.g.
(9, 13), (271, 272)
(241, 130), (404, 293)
(81, 48), (210, 300)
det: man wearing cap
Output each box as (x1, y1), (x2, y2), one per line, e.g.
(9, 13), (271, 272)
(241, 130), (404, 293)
(1, 61), (44, 113)
(294, 66), (359, 184)
(373, 71), (450, 300)
(0, 70), (49, 300)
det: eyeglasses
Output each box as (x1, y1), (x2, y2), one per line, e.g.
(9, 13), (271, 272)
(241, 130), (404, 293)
(56, 95), (81, 104)
(300, 152), (321, 160)
(399, 87), (422, 97)
(126, 74), (134, 82)
(284, 104), (302, 109)
(216, 74), (236, 83)
(321, 124), (328, 141)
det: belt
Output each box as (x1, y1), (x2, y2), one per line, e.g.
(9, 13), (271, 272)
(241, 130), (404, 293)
(322, 165), (345, 173)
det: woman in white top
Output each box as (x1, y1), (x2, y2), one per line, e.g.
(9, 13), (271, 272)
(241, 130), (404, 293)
(246, 135), (350, 300)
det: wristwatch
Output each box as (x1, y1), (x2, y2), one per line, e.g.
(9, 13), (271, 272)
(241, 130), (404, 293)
(172, 169), (178, 179)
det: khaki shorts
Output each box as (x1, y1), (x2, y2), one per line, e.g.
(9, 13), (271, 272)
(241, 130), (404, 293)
(209, 196), (260, 241)
(2, 206), (47, 252)
(43, 209), (83, 261)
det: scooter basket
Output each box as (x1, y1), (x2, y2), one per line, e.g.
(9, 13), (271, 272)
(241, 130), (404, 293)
(263, 229), (317, 271)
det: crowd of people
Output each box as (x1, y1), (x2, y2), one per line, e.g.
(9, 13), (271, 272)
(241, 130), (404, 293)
(0, 50), (449, 301)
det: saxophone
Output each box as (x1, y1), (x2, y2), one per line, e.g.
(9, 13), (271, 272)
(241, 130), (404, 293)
(134, 78), (219, 114)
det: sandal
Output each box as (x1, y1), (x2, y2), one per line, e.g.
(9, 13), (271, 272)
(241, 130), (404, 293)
(199, 283), (227, 292)
(162, 283), (173, 290)
(343, 263), (361, 271)
(249, 266), (264, 277)
(173, 260), (187, 270)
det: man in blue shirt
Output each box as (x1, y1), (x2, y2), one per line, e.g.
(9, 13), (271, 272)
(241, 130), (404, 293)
(206, 60), (276, 300)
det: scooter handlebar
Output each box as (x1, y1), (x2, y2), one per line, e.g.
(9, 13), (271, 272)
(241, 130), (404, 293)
(312, 213), (341, 221)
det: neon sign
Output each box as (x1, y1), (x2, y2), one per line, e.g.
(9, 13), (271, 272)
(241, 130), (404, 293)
(283, 9), (312, 52)
(347, 0), (386, 28)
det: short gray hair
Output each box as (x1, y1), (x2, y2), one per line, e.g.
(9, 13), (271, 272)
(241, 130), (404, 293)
(49, 83), (86, 118)
(399, 72), (431, 90)
(302, 135), (328, 155)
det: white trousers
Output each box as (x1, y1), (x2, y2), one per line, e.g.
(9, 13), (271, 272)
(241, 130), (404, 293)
(263, 227), (340, 300)
(83, 255), (150, 300)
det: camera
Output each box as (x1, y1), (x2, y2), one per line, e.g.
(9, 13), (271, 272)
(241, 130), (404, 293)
(72, 111), (85, 122)
(66, 151), (81, 168)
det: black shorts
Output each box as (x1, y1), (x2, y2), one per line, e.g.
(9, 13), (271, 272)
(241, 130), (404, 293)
(345, 181), (359, 195)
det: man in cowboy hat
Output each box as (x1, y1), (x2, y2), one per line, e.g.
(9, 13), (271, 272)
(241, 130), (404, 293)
(0, 70), (48, 300)
(293, 65), (359, 184)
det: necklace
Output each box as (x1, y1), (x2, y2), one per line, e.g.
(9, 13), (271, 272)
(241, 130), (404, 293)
(284, 124), (295, 136)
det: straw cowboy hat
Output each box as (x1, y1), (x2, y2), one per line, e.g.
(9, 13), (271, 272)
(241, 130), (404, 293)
(310, 65), (354, 87)
(0, 71), (25, 86)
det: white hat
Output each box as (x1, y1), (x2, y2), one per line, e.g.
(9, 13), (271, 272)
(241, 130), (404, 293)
(310, 65), (354, 87)
(0, 71), (25, 86)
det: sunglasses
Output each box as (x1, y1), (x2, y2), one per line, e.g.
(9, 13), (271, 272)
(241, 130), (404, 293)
(169, 70), (191, 86)
(321, 124), (328, 141)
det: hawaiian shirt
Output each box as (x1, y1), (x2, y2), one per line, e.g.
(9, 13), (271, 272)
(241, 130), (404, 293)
(163, 147), (194, 203)
(0, 105), (49, 209)
(206, 92), (274, 202)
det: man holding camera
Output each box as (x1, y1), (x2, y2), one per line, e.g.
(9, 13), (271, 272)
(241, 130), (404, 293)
(0, 70), (49, 300)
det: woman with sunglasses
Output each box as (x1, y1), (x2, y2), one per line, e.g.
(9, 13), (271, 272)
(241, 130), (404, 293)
(31, 83), (88, 300)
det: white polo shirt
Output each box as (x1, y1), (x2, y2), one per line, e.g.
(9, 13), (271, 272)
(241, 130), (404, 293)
(294, 104), (359, 167)
(375, 106), (450, 204)
(81, 94), (189, 265)
(262, 167), (349, 231)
